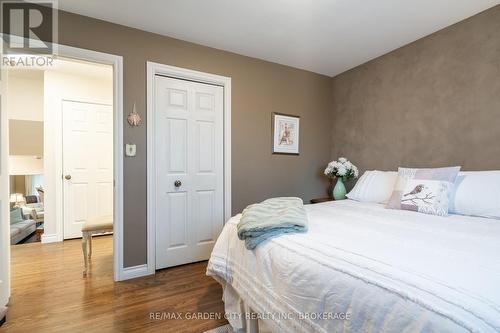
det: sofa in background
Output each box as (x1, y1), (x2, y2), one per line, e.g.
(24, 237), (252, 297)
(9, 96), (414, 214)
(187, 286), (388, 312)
(20, 195), (44, 225)
(10, 207), (36, 245)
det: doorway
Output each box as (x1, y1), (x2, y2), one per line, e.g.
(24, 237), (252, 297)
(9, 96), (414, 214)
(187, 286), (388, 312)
(6, 58), (114, 245)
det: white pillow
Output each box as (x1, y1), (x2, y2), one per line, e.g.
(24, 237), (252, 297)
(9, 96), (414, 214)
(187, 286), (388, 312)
(346, 171), (371, 200)
(450, 171), (500, 219)
(347, 170), (398, 204)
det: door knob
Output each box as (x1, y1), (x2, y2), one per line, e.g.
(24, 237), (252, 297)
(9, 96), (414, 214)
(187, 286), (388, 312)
(64, 175), (72, 180)
(174, 180), (182, 187)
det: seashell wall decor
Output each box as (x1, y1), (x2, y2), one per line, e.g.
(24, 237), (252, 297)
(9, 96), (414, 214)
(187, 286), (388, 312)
(127, 103), (142, 127)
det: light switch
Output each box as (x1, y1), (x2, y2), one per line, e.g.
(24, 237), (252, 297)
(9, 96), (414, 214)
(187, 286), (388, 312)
(125, 144), (136, 157)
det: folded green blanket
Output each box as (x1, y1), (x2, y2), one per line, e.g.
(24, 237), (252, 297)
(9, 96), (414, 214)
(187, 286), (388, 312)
(237, 197), (308, 250)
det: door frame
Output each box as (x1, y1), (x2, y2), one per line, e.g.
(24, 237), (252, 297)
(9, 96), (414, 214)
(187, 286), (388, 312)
(146, 62), (231, 275)
(1, 38), (126, 282)
(0, 54), (11, 312)
(54, 45), (125, 282)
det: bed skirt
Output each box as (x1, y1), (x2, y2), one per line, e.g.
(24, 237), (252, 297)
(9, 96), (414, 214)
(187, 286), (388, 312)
(219, 280), (273, 333)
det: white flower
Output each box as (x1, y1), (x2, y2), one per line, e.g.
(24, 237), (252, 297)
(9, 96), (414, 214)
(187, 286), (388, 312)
(337, 165), (347, 176)
(325, 157), (358, 179)
(352, 165), (359, 178)
(328, 161), (339, 168)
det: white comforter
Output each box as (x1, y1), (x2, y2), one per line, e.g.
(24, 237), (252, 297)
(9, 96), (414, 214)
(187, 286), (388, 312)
(207, 200), (500, 333)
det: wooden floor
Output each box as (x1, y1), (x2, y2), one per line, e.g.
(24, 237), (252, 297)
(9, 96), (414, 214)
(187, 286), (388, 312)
(1, 236), (227, 333)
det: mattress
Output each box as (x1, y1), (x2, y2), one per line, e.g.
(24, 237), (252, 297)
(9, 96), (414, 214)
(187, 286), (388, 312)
(207, 200), (500, 333)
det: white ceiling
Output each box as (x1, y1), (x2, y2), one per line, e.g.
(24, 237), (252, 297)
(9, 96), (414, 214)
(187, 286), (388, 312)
(58, 0), (500, 76)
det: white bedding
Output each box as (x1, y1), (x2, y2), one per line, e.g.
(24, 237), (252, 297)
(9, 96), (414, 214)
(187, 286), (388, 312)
(207, 200), (500, 333)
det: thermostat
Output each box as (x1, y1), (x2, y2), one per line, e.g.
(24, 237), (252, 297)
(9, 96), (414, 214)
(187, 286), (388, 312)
(125, 144), (136, 157)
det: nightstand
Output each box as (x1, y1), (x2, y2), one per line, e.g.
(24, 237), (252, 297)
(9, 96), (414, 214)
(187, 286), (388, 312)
(310, 197), (334, 204)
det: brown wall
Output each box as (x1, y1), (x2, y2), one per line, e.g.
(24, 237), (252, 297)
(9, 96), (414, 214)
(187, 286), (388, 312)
(331, 5), (500, 176)
(56, 11), (332, 267)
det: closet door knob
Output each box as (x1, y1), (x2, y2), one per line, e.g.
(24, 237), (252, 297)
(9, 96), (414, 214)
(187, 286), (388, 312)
(64, 175), (72, 180)
(174, 180), (182, 187)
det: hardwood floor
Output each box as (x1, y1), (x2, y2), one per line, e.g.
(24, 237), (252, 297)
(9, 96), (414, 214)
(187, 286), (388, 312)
(1, 236), (227, 333)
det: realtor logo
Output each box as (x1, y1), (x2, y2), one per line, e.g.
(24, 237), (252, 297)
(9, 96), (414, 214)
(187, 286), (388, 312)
(1, 0), (57, 55)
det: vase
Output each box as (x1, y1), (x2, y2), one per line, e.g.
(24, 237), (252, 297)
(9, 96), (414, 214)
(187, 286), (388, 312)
(332, 178), (346, 200)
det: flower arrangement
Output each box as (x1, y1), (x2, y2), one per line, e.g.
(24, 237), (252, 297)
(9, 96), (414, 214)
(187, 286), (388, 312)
(324, 157), (359, 181)
(324, 157), (359, 200)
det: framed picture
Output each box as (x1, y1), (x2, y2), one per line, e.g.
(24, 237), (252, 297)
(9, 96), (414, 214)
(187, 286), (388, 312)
(272, 112), (300, 155)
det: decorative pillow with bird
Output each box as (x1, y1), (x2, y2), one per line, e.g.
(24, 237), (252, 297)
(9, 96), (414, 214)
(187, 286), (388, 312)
(386, 166), (461, 211)
(400, 179), (453, 216)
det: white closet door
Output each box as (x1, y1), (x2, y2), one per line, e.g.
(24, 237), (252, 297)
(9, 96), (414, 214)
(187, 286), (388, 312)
(155, 76), (224, 269)
(62, 101), (113, 239)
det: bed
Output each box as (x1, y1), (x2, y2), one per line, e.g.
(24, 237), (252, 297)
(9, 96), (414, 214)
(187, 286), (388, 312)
(207, 200), (500, 333)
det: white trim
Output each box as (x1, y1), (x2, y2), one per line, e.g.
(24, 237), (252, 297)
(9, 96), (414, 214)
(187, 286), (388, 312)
(146, 62), (232, 275)
(121, 264), (150, 280)
(41, 233), (59, 244)
(2, 39), (125, 281)
(0, 55), (11, 309)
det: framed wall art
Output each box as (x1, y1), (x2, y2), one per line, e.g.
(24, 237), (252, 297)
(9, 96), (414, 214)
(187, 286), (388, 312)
(272, 112), (300, 155)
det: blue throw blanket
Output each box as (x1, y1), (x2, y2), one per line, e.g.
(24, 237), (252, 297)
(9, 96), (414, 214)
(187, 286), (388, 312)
(237, 197), (308, 250)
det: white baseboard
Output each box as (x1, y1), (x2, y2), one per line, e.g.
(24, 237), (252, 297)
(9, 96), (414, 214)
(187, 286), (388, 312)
(41, 233), (59, 244)
(120, 264), (151, 281)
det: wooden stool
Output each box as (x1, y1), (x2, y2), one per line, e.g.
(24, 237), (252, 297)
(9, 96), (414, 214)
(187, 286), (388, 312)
(81, 215), (113, 276)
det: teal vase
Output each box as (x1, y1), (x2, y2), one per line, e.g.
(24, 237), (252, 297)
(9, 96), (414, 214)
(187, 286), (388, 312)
(332, 178), (346, 200)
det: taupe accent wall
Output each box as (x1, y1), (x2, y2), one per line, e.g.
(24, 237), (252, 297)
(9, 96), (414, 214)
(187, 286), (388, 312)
(56, 11), (332, 267)
(331, 6), (500, 175)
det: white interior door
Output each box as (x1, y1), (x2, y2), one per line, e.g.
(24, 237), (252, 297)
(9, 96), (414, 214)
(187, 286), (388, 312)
(155, 76), (224, 269)
(62, 101), (113, 239)
(0, 67), (10, 315)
